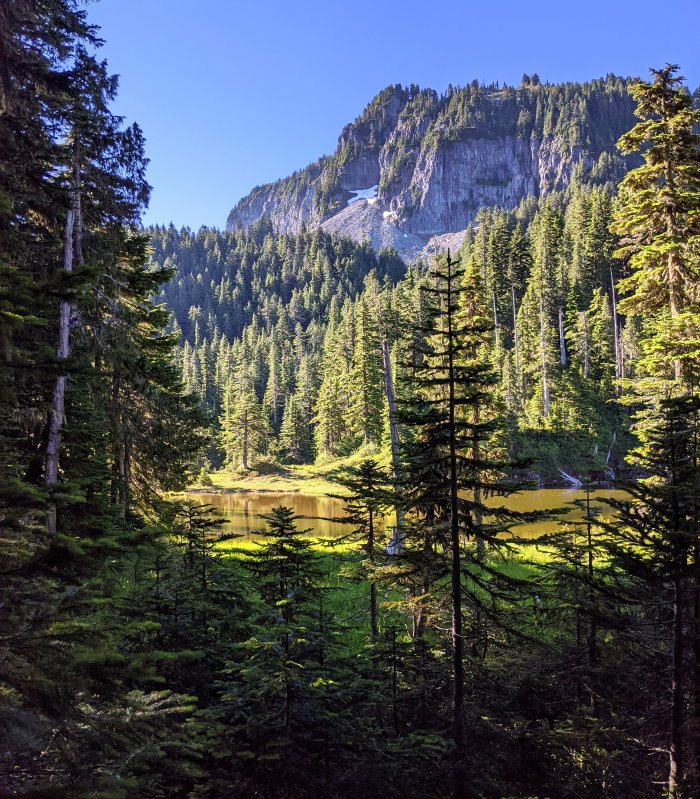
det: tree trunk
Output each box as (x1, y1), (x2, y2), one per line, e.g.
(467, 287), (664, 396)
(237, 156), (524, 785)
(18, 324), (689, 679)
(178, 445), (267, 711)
(663, 158), (683, 381)
(446, 258), (465, 798)
(610, 268), (621, 391)
(620, 336), (625, 380)
(0, 20), (12, 113)
(391, 626), (399, 735)
(473, 403), (484, 558)
(492, 290), (499, 350)
(558, 307), (567, 367)
(122, 431), (132, 518)
(45, 157), (81, 533)
(585, 484), (597, 670)
(539, 292), (550, 417)
(241, 409), (249, 470)
(512, 285), (520, 389)
(368, 506), (378, 641)
(695, 537), (700, 791)
(693, 394), (700, 791)
(382, 338), (404, 553)
(670, 574), (685, 797)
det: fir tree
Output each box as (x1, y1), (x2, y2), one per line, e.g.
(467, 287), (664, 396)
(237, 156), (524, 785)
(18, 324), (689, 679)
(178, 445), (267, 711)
(221, 363), (268, 469)
(347, 298), (385, 448)
(612, 64), (700, 383)
(397, 252), (534, 798)
(329, 459), (393, 640)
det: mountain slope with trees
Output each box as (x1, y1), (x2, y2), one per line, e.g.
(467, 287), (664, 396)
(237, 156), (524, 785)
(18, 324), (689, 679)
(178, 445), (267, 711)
(226, 76), (641, 260)
(158, 170), (634, 481)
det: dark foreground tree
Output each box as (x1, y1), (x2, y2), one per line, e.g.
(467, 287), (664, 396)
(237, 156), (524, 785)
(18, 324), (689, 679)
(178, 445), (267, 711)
(599, 393), (700, 797)
(609, 65), (700, 797)
(0, 4), (206, 794)
(397, 252), (537, 798)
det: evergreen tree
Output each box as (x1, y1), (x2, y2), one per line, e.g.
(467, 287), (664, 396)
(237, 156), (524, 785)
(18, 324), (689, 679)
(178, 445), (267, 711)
(397, 252), (533, 798)
(329, 459), (393, 640)
(221, 363), (268, 469)
(600, 393), (700, 797)
(0, 5), (207, 793)
(605, 66), (700, 797)
(279, 392), (314, 463)
(611, 64), (700, 383)
(347, 298), (385, 448)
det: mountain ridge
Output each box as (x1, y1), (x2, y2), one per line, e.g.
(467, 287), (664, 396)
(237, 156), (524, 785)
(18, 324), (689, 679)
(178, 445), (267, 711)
(226, 76), (638, 260)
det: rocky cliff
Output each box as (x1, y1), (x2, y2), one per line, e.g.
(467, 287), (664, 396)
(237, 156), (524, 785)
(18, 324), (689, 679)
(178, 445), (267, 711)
(226, 77), (637, 260)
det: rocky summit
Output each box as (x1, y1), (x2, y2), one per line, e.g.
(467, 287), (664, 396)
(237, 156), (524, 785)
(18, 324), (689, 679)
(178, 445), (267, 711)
(226, 76), (638, 261)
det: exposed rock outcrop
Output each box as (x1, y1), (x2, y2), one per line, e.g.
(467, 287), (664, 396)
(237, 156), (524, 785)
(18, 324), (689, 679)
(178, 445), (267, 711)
(227, 78), (637, 260)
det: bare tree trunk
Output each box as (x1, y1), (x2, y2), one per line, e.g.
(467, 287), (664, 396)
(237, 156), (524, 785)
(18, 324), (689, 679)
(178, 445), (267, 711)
(382, 338), (404, 553)
(45, 157), (81, 533)
(558, 307), (567, 367)
(605, 431), (617, 467)
(539, 292), (550, 417)
(512, 285), (520, 388)
(620, 336), (625, 381)
(610, 268), (621, 393)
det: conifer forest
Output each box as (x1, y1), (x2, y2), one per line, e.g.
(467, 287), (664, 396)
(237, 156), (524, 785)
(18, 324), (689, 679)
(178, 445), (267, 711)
(3, 3), (700, 797)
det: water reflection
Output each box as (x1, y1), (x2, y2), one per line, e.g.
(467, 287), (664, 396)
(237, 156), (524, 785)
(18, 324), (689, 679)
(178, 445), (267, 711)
(491, 487), (627, 538)
(190, 488), (627, 541)
(190, 492), (350, 539)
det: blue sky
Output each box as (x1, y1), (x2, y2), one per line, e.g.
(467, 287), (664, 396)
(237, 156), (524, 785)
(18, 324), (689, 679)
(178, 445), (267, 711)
(87, 0), (700, 230)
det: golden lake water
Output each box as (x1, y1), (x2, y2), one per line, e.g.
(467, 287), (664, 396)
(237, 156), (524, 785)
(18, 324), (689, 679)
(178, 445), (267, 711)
(190, 488), (627, 540)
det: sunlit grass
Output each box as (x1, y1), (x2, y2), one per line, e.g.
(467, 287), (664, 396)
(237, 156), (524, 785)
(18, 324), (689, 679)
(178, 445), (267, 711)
(213, 520), (614, 655)
(215, 532), (396, 652)
(188, 449), (393, 496)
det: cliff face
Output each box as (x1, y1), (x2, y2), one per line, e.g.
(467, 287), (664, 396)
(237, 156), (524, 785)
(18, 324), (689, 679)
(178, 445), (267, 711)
(227, 162), (322, 234)
(226, 78), (637, 258)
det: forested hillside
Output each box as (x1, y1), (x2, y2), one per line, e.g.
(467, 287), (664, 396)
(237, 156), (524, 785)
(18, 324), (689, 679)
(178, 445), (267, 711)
(157, 174), (634, 481)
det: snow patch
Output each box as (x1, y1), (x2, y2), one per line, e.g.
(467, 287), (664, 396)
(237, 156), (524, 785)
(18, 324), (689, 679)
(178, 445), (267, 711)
(382, 210), (394, 219)
(347, 185), (378, 206)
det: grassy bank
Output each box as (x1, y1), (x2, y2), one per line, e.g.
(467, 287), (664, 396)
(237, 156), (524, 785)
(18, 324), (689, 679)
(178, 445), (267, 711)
(188, 447), (628, 499)
(188, 450), (393, 496)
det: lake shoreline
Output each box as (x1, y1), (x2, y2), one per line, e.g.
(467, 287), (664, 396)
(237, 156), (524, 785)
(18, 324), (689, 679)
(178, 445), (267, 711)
(187, 456), (629, 497)
(186, 473), (620, 497)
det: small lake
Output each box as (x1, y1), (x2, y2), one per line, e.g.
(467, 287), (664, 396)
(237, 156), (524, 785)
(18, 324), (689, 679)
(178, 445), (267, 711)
(190, 488), (627, 541)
